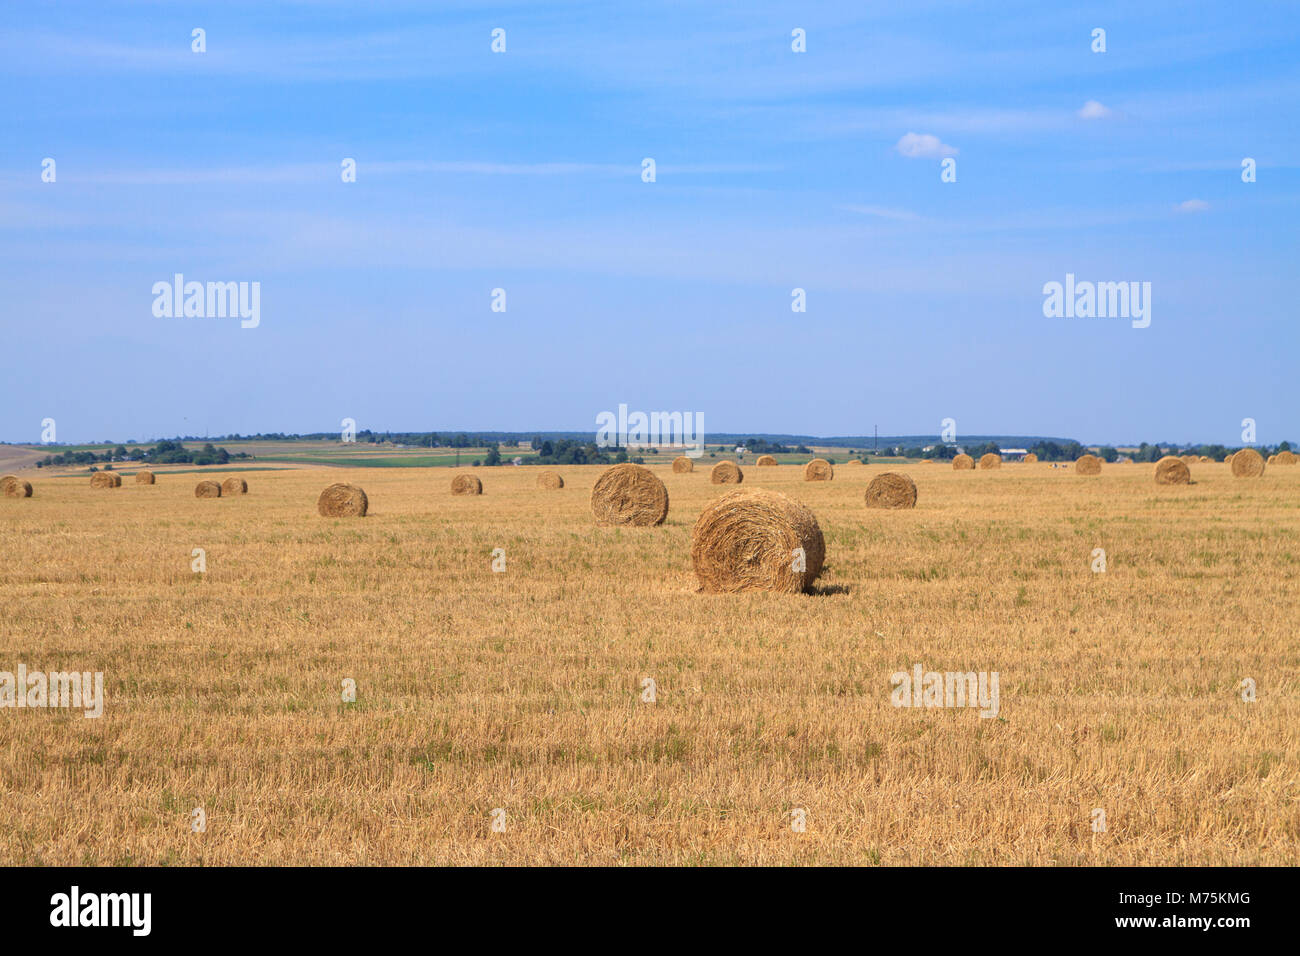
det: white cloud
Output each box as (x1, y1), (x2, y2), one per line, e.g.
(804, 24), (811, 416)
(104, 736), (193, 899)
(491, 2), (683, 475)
(1177, 199), (1210, 212)
(1077, 100), (1112, 120)
(894, 132), (958, 159)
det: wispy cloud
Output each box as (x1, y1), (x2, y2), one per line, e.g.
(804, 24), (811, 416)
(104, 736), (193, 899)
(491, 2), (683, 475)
(840, 204), (922, 221)
(1177, 198), (1210, 212)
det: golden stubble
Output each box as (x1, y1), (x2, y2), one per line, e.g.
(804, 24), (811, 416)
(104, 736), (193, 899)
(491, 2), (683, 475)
(0, 461), (1296, 865)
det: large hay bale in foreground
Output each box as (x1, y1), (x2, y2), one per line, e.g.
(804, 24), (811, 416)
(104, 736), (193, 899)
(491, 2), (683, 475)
(317, 482), (367, 516)
(536, 470), (564, 490)
(134, 470), (155, 485)
(1, 475), (33, 498)
(221, 477), (248, 495)
(691, 489), (825, 594)
(865, 472), (917, 509)
(1154, 456), (1191, 485)
(952, 454), (974, 471)
(755, 455), (778, 466)
(1231, 448), (1265, 478)
(671, 456), (694, 473)
(194, 480), (222, 498)
(90, 472), (121, 489)
(1075, 454), (1102, 476)
(451, 474), (483, 495)
(803, 458), (833, 481)
(711, 460), (743, 484)
(1022, 453), (1039, 464)
(591, 463), (668, 526)
(978, 453), (1002, 470)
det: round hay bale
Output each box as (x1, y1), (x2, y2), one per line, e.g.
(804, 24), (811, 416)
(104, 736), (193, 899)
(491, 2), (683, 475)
(919, 458), (933, 464)
(1, 475), (33, 498)
(317, 482), (367, 517)
(803, 458), (833, 481)
(864, 472), (917, 509)
(711, 460), (744, 484)
(690, 488), (825, 594)
(90, 472), (121, 489)
(671, 456), (694, 473)
(194, 480), (222, 498)
(1199, 455), (1212, 463)
(221, 477), (248, 495)
(1224, 451), (1236, 466)
(536, 470), (564, 490)
(1275, 450), (1298, 466)
(134, 470), (155, 485)
(591, 462), (668, 526)
(952, 454), (975, 470)
(1022, 453), (1039, 464)
(844, 458), (863, 466)
(1267, 454), (1278, 464)
(755, 455), (778, 467)
(1075, 454), (1102, 476)
(1154, 456), (1191, 485)
(451, 474), (483, 495)
(978, 453), (1002, 470)
(1181, 454), (1198, 464)
(1231, 448), (1265, 478)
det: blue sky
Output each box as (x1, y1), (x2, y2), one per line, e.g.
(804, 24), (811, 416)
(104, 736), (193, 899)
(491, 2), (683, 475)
(1, 0), (1297, 445)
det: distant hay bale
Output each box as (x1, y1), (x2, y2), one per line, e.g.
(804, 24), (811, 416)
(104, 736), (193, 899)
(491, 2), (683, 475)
(134, 470), (155, 485)
(537, 470), (564, 490)
(1154, 456), (1191, 485)
(1267, 454), (1278, 464)
(690, 488), (825, 594)
(221, 477), (248, 495)
(591, 462), (668, 526)
(194, 480), (222, 498)
(671, 456), (695, 473)
(952, 454), (975, 470)
(919, 458), (933, 464)
(978, 453), (1002, 470)
(803, 458), (833, 481)
(755, 455), (778, 466)
(1231, 448), (1265, 478)
(451, 473), (483, 495)
(1075, 454), (1102, 476)
(711, 460), (744, 484)
(844, 459), (863, 466)
(1022, 453), (1038, 464)
(1276, 450), (1298, 466)
(317, 482), (367, 516)
(864, 472), (917, 509)
(1224, 451), (1236, 466)
(90, 472), (121, 489)
(1, 475), (32, 498)
(1199, 455), (1212, 463)
(1181, 454), (1198, 465)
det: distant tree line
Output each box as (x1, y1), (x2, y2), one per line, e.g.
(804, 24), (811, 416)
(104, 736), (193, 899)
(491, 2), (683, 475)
(37, 440), (248, 469)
